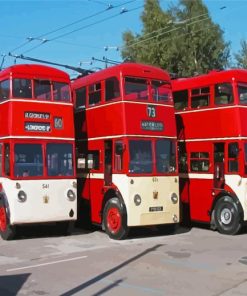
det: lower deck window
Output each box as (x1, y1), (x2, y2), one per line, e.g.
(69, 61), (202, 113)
(129, 140), (152, 173)
(14, 144), (43, 177)
(190, 152), (209, 172)
(47, 143), (73, 176)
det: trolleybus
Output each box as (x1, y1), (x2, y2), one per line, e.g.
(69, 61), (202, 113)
(172, 69), (247, 235)
(72, 63), (179, 239)
(0, 64), (77, 240)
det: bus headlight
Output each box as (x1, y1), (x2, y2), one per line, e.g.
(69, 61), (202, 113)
(134, 194), (142, 206)
(171, 193), (178, 204)
(67, 189), (76, 201)
(17, 190), (27, 202)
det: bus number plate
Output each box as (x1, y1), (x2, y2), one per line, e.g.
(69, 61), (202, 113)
(149, 206), (163, 212)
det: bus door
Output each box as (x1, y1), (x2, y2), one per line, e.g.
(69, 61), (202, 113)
(104, 140), (112, 186)
(214, 143), (225, 189)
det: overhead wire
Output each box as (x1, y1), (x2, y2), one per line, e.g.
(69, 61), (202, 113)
(120, 12), (210, 51)
(20, 2), (143, 55)
(9, 0), (138, 55)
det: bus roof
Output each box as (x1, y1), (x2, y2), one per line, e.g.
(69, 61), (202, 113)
(0, 64), (70, 80)
(72, 63), (170, 89)
(172, 69), (247, 91)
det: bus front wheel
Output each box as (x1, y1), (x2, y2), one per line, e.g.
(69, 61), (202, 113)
(214, 196), (242, 235)
(103, 198), (129, 240)
(0, 199), (15, 240)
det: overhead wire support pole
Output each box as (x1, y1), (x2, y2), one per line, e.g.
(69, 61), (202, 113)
(8, 53), (93, 75)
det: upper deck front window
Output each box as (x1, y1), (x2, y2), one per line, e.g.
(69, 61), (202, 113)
(105, 77), (120, 101)
(0, 80), (10, 101)
(151, 80), (172, 103)
(13, 78), (32, 98)
(124, 77), (148, 101)
(191, 87), (210, 108)
(214, 83), (233, 105)
(173, 90), (188, 110)
(34, 80), (51, 100)
(238, 83), (247, 105)
(53, 82), (70, 102)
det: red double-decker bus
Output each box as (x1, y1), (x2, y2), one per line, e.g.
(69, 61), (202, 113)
(172, 69), (247, 235)
(72, 63), (179, 240)
(0, 64), (77, 240)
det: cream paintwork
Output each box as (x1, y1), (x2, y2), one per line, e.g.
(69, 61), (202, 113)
(0, 178), (77, 224)
(112, 174), (180, 226)
(224, 175), (247, 221)
(180, 173), (247, 221)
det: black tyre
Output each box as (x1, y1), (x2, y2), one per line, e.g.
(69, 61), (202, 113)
(214, 196), (242, 235)
(0, 199), (15, 240)
(103, 198), (129, 240)
(56, 221), (74, 236)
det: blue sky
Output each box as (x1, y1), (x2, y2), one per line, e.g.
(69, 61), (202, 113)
(0, 0), (246, 77)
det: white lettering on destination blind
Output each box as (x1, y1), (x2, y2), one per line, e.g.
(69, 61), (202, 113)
(24, 112), (50, 120)
(25, 122), (51, 132)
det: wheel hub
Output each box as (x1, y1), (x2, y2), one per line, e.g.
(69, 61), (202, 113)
(221, 208), (232, 225)
(107, 208), (121, 233)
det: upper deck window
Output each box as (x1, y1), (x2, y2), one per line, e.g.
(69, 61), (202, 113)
(13, 78), (32, 98)
(173, 90), (188, 110)
(124, 77), (148, 101)
(53, 82), (70, 102)
(89, 82), (101, 106)
(151, 80), (171, 103)
(238, 83), (247, 105)
(75, 86), (86, 109)
(214, 83), (233, 105)
(105, 77), (120, 102)
(34, 80), (51, 100)
(191, 87), (210, 108)
(0, 80), (10, 101)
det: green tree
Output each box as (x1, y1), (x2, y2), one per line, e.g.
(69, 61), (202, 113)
(121, 0), (230, 77)
(234, 40), (247, 68)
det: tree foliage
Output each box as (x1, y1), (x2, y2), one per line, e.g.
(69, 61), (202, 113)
(121, 0), (230, 77)
(234, 40), (247, 68)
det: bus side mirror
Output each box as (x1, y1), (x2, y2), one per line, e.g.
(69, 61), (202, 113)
(77, 157), (86, 169)
(87, 154), (94, 169)
(115, 142), (125, 155)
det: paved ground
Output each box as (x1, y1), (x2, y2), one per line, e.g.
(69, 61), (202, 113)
(0, 224), (247, 296)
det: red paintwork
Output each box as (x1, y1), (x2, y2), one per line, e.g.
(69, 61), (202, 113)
(172, 69), (247, 223)
(0, 64), (75, 179)
(0, 64), (69, 82)
(0, 206), (7, 232)
(107, 207), (121, 234)
(72, 63), (177, 224)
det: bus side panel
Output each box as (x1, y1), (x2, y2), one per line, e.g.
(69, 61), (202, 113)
(178, 108), (239, 140)
(89, 177), (104, 224)
(189, 177), (212, 223)
(125, 103), (176, 138)
(239, 108), (247, 137)
(86, 104), (124, 139)
(0, 103), (10, 137)
(11, 102), (75, 138)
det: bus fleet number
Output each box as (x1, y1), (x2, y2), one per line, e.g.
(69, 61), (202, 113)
(42, 184), (49, 189)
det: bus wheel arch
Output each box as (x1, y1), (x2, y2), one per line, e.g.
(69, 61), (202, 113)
(102, 190), (129, 240)
(0, 195), (15, 240)
(211, 194), (243, 235)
